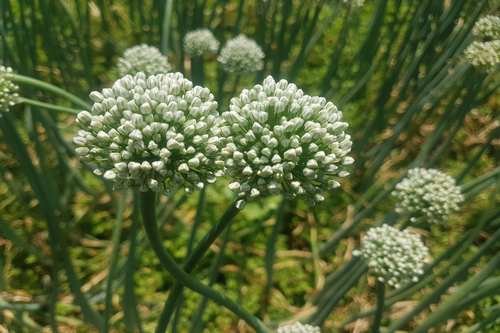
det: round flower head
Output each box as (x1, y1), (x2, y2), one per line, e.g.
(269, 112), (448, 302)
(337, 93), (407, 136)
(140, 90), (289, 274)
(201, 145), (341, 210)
(277, 322), (320, 333)
(473, 15), (500, 40)
(220, 76), (353, 205)
(464, 40), (500, 71)
(117, 44), (171, 76)
(217, 35), (264, 73)
(184, 29), (220, 57)
(392, 168), (464, 224)
(0, 66), (19, 111)
(353, 224), (430, 289)
(73, 72), (223, 192)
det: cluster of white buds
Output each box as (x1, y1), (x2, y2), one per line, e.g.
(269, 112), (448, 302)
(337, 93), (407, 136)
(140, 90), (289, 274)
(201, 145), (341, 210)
(219, 76), (352, 205)
(473, 15), (500, 40)
(353, 224), (430, 289)
(0, 66), (19, 111)
(392, 168), (464, 224)
(465, 15), (500, 71)
(117, 44), (171, 76)
(218, 35), (264, 73)
(73, 72), (224, 192)
(464, 41), (500, 70)
(184, 29), (220, 57)
(277, 322), (320, 333)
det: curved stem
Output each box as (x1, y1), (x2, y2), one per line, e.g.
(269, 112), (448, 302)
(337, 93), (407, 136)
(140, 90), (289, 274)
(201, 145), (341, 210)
(156, 197), (241, 333)
(20, 97), (81, 115)
(8, 73), (90, 108)
(139, 191), (269, 333)
(371, 280), (385, 333)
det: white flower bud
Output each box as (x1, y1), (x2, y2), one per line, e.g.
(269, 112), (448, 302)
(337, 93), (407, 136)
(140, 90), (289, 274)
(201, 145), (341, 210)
(73, 72), (223, 192)
(117, 44), (171, 76)
(392, 168), (463, 224)
(354, 225), (430, 289)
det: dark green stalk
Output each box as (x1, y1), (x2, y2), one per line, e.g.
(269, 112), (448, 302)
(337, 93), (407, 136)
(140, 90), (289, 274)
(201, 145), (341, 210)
(9, 73), (89, 108)
(260, 198), (287, 313)
(123, 193), (143, 333)
(0, 114), (103, 329)
(155, 198), (241, 333)
(160, 0), (174, 53)
(190, 225), (232, 333)
(387, 228), (500, 332)
(139, 191), (268, 333)
(19, 97), (81, 114)
(412, 254), (500, 333)
(103, 194), (126, 333)
(371, 281), (385, 333)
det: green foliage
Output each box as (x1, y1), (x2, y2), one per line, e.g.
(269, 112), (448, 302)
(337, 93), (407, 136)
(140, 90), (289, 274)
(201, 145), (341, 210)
(0, 0), (499, 332)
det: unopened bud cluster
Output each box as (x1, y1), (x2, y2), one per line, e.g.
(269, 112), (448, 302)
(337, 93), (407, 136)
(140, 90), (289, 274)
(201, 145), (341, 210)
(0, 66), (19, 111)
(220, 76), (352, 204)
(73, 72), (223, 192)
(473, 15), (500, 40)
(117, 44), (171, 76)
(354, 224), (429, 289)
(277, 322), (320, 333)
(464, 41), (500, 70)
(465, 15), (500, 71)
(392, 168), (463, 224)
(184, 29), (220, 57)
(218, 35), (264, 73)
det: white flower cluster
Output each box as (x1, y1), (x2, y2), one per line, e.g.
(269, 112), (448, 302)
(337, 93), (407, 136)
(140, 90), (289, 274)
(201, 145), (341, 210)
(184, 29), (220, 57)
(73, 72), (223, 192)
(0, 66), (19, 111)
(392, 168), (464, 224)
(464, 40), (500, 70)
(277, 322), (320, 333)
(117, 44), (171, 76)
(473, 15), (500, 40)
(465, 16), (500, 71)
(218, 35), (264, 73)
(353, 224), (430, 289)
(220, 76), (352, 204)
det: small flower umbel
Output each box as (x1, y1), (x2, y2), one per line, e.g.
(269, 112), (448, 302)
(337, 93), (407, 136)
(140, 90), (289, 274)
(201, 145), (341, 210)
(392, 168), (464, 224)
(354, 224), (430, 289)
(220, 76), (353, 205)
(0, 66), (19, 111)
(117, 44), (171, 76)
(473, 15), (500, 40)
(464, 40), (500, 71)
(184, 29), (220, 57)
(277, 322), (320, 333)
(74, 72), (223, 192)
(218, 35), (264, 73)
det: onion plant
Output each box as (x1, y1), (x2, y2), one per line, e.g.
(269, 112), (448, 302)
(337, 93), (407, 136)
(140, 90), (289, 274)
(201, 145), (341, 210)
(0, 0), (498, 332)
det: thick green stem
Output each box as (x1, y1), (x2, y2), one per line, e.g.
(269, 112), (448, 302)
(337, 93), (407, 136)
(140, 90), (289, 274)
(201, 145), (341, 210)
(155, 197), (240, 332)
(371, 281), (385, 333)
(8, 73), (90, 108)
(160, 0), (174, 53)
(139, 191), (269, 333)
(20, 97), (81, 114)
(103, 194), (126, 333)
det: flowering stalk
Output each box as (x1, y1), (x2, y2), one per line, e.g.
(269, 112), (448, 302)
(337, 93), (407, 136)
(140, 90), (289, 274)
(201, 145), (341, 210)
(138, 191), (269, 333)
(155, 198), (242, 333)
(7, 73), (90, 108)
(19, 97), (81, 115)
(371, 280), (385, 333)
